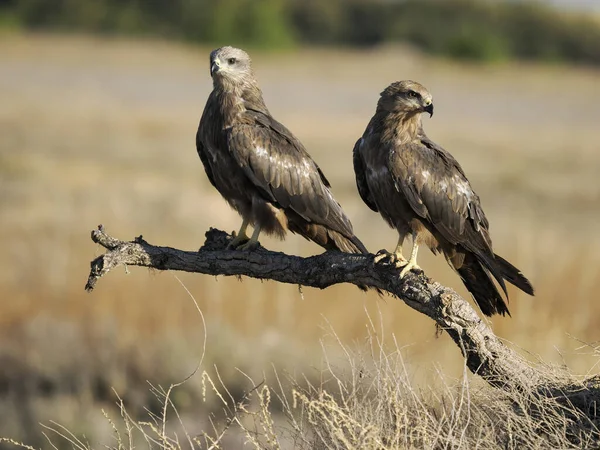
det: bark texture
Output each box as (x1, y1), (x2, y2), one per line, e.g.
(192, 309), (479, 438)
(86, 225), (599, 421)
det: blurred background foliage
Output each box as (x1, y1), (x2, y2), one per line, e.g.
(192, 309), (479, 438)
(1, 0), (600, 64)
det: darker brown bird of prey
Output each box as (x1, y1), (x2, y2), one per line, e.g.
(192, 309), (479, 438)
(196, 46), (367, 255)
(353, 80), (534, 316)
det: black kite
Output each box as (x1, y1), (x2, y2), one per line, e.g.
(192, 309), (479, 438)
(353, 80), (534, 316)
(197, 46), (367, 255)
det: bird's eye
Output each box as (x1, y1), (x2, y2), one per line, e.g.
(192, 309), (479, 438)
(227, 58), (236, 65)
(408, 90), (420, 99)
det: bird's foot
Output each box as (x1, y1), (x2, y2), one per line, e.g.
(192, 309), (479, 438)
(373, 249), (392, 264)
(399, 260), (421, 278)
(374, 249), (407, 267)
(227, 232), (250, 250)
(236, 238), (260, 251)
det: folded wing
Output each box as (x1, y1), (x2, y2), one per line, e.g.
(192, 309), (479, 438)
(227, 108), (356, 240)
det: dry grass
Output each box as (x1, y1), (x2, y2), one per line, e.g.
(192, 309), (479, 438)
(291, 320), (600, 450)
(4, 316), (598, 449)
(0, 33), (599, 446)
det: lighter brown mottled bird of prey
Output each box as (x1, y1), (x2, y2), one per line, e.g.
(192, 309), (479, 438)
(353, 80), (534, 316)
(196, 46), (368, 256)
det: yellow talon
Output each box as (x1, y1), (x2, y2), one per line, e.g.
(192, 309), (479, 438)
(374, 234), (407, 266)
(227, 219), (250, 249)
(236, 224), (261, 251)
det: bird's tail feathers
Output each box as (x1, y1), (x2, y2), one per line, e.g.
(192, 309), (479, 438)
(326, 230), (385, 294)
(473, 251), (509, 298)
(493, 253), (535, 296)
(288, 218), (368, 255)
(329, 231), (369, 255)
(457, 253), (510, 317)
(288, 219), (377, 293)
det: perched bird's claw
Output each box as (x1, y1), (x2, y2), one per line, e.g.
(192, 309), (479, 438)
(374, 249), (393, 265)
(399, 261), (421, 278)
(394, 259), (409, 269)
(374, 250), (407, 267)
(227, 232), (250, 250)
(236, 239), (260, 251)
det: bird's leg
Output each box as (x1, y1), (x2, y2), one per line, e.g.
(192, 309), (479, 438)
(236, 224), (261, 251)
(374, 235), (407, 265)
(399, 232), (421, 278)
(227, 218), (250, 249)
(393, 234), (408, 266)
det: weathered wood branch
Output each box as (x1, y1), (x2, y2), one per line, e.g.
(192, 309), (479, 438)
(85, 225), (598, 414)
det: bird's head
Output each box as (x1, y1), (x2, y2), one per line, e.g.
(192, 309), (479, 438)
(209, 46), (255, 91)
(378, 80), (434, 118)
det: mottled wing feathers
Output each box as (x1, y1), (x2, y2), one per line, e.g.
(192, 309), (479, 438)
(352, 138), (379, 213)
(421, 137), (490, 231)
(389, 138), (492, 255)
(245, 107), (333, 189)
(227, 109), (354, 238)
(388, 136), (512, 299)
(196, 130), (217, 189)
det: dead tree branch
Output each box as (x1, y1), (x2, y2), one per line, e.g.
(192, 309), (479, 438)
(85, 225), (599, 414)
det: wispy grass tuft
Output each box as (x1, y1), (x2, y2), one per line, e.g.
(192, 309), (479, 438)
(8, 313), (598, 450)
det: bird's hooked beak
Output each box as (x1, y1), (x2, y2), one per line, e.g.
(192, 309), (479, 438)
(210, 57), (221, 76)
(424, 101), (434, 117)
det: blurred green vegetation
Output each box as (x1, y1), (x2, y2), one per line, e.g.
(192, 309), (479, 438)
(1, 0), (599, 64)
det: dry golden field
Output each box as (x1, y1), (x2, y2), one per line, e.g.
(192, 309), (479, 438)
(1, 33), (599, 446)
